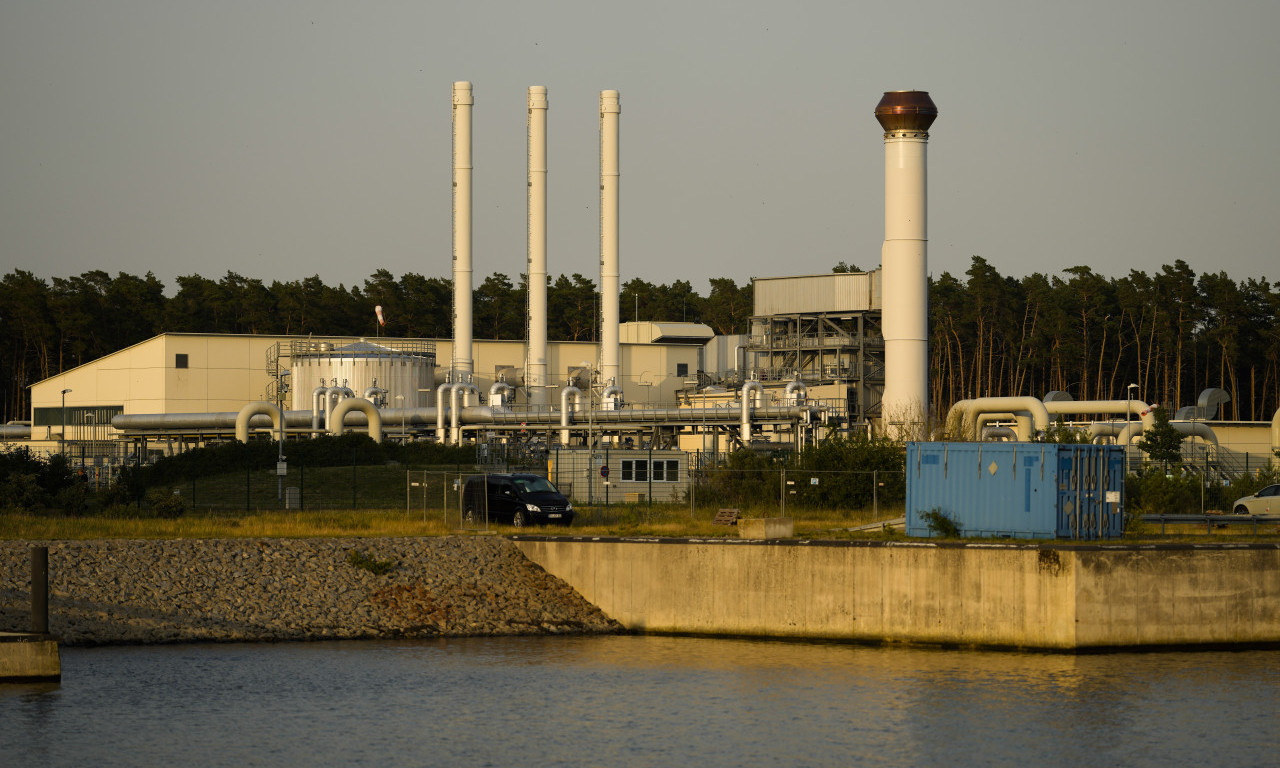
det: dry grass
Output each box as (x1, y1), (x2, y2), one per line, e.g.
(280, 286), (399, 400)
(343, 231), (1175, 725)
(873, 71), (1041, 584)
(0, 502), (907, 541)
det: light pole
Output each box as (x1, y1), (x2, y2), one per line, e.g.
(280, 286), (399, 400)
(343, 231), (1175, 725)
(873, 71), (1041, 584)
(1126, 383), (1138, 470)
(60, 388), (72, 456)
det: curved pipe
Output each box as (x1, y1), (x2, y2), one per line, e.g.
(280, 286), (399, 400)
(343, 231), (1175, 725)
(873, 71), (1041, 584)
(363, 386), (387, 408)
(329, 398), (383, 443)
(560, 385), (583, 445)
(784, 380), (808, 404)
(741, 381), (764, 442)
(489, 382), (513, 410)
(312, 385), (329, 434)
(963, 397), (1052, 440)
(450, 384), (480, 444)
(436, 382), (456, 443)
(981, 426), (1017, 441)
(1045, 400), (1156, 434)
(1117, 420), (1219, 449)
(602, 384), (623, 411)
(235, 402), (283, 443)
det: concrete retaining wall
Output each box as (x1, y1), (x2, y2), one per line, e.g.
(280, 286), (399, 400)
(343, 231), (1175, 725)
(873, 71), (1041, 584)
(511, 538), (1280, 649)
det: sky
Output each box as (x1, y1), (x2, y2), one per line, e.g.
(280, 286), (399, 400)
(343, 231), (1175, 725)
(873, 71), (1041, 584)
(3, 0), (1278, 296)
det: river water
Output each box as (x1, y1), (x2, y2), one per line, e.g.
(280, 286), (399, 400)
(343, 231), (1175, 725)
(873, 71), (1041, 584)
(2, 636), (1277, 767)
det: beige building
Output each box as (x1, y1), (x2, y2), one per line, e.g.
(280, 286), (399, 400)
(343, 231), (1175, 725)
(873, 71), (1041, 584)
(23, 325), (718, 453)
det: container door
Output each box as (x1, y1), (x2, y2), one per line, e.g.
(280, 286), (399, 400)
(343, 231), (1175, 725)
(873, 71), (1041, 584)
(1057, 447), (1080, 539)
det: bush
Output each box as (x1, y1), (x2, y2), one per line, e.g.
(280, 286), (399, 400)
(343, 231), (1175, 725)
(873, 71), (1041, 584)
(921, 509), (961, 538)
(144, 488), (188, 518)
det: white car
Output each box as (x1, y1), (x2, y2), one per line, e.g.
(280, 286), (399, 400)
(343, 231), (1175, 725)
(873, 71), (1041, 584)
(1232, 484), (1280, 515)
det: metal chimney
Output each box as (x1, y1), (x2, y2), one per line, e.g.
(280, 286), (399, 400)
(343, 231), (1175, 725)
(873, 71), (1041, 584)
(452, 81), (474, 383)
(599, 90), (621, 389)
(527, 86), (549, 406)
(875, 90), (937, 437)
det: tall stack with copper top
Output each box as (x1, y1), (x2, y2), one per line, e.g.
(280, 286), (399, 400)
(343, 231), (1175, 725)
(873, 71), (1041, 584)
(875, 90), (937, 436)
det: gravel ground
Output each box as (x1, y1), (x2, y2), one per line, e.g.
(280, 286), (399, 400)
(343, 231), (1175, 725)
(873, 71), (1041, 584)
(0, 537), (621, 645)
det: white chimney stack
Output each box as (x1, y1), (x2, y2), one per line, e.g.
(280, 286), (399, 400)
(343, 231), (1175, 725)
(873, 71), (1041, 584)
(527, 86), (549, 406)
(599, 90), (621, 389)
(875, 90), (937, 437)
(451, 81), (474, 383)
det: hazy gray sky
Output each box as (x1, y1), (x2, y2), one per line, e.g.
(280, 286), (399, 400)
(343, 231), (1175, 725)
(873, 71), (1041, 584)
(3, 0), (1277, 294)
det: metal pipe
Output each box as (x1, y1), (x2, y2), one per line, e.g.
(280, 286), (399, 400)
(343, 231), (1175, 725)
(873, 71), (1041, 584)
(452, 81), (474, 382)
(599, 90), (621, 389)
(527, 85), (549, 407)
(437, 382), (455, 442)
(234, 401), (284, 443)
(741, 381), (764, 442)
(560, 385), (582, 445)
(329, 397), (384, 443)
(490, 381), (514, 410)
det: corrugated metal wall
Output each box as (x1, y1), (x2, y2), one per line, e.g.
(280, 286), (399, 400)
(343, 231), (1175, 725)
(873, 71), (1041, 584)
(752, 272), (881, 315)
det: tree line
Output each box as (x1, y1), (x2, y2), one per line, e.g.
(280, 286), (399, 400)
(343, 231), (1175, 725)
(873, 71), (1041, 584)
(3, 258), (1278, 425)
(929, 256), (1280, 423)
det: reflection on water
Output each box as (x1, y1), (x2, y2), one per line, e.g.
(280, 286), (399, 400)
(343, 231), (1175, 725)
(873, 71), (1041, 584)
(2, 636), (1278, 767)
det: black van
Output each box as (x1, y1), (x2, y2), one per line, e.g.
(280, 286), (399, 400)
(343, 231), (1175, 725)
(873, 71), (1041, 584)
(462, 473), (574, 527)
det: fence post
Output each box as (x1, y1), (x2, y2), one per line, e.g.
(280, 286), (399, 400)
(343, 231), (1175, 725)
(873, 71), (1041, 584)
(351, 460), (357, 510)
(245, 462), (251, 513)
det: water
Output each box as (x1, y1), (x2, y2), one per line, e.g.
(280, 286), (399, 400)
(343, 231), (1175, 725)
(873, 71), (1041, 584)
(2, 636), (1277, 767)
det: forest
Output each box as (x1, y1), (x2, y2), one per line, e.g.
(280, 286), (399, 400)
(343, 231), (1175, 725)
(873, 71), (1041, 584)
(2, 257), (1277, 425)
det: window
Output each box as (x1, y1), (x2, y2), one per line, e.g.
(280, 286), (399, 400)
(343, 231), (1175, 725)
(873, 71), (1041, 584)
(175, 354), (188, 369)
(676, 363), (689, 377)
(620, 459), (677, 482)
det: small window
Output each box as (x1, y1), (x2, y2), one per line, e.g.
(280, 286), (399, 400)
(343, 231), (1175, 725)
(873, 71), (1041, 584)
(175, 354), (188, 369)
(635, 461), (648, 482)
(621, 460), (635, 482)
(665, 460), (679, 481)
(652, 461), (664, 482)
(676, 363), (689, 377)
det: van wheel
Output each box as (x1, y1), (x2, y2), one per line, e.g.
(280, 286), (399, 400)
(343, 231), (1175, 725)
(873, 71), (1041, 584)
(1234, 505), (1249, 515)
(512, 510), (527, 527)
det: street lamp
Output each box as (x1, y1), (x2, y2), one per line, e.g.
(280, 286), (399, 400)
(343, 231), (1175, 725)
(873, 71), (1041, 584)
(60, 388), (72, 456)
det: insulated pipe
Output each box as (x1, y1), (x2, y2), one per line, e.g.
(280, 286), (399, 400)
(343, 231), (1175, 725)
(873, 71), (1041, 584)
(329, 398), (383, 443)
(450, 384), (480, 444)
(602, 384), (623, 411)
(436, 382), (455, 442)
(490, 382), (514, 410)
(312, 385), (328, 434)
(0, 425), (32, 439)
(981, 426), (1017, 441)
(1044, 400), (1156, 433)
(527, 86), (549, 407)
(876, 91), (936, 437)
(785, 381), (808, 405)
(1119, 420), (1220, 449)
(741, 381), (764, 442)
(599, 90), (621, 390)
(963, 397), (1051, 439)
(452, 81), (474, 382)
(560, 385), (582, 445)
(235, 402), (284, 444)
(363, 386), (387, 408)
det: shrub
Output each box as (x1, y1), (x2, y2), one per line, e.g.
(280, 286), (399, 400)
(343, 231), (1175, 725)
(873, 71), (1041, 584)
(921, 508), (961, 538)
(346, 549), (395, 575)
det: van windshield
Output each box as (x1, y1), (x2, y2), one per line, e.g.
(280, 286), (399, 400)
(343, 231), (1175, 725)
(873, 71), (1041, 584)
(514, 477), (558, 494)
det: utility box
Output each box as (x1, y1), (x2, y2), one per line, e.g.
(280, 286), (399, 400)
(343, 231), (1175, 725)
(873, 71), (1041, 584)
(906, 442), (1125, 540)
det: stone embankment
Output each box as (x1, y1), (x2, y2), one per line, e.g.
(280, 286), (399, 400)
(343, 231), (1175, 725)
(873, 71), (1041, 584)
(0, 537), (620, 646)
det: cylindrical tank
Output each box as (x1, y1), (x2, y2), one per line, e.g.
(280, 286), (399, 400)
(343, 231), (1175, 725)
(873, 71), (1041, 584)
(289, 339), (435, 411)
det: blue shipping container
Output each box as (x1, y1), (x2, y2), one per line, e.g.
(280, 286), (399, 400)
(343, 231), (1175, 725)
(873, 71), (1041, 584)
(905, 442), (1126, 540)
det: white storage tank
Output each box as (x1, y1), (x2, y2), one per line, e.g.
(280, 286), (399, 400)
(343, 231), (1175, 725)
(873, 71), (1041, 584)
(288, 339), (436, 410)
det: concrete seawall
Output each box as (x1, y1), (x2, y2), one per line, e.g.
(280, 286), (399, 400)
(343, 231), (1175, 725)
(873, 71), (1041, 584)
(511, 537), (1280, 650)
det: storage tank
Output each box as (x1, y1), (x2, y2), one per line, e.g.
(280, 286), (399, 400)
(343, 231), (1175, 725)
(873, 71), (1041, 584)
(905, 442), (1125, 540)
(288, 339), (436, 410)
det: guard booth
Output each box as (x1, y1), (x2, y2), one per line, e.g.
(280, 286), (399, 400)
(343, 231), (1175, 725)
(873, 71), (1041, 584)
(905, 442), (1126, 540)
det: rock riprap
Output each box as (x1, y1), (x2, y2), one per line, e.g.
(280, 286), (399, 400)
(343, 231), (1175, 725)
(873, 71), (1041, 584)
(0, 537), (620, 645)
